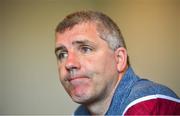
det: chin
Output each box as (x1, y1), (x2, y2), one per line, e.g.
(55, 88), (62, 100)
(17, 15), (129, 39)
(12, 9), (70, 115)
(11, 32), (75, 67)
(71, 93), (93, 104)
(71, 95), (87, 103)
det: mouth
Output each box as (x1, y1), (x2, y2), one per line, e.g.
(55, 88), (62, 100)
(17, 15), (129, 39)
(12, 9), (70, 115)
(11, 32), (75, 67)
(66, 75), (91, 87)
(68, 76), (89, 82)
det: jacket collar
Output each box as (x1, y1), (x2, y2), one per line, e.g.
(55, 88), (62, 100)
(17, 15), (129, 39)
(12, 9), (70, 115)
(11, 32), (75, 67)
(106, 66), (139, 115)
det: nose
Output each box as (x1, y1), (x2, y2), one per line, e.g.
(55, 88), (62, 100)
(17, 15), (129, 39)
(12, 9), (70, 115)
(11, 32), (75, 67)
(65, 52), (81, 72)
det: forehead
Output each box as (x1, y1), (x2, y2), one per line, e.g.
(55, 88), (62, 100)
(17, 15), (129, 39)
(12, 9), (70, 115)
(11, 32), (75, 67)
(55, 22), (101, 45)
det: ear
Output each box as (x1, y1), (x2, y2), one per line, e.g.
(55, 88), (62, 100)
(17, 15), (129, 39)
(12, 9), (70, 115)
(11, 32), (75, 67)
(114, 47), (128, 72)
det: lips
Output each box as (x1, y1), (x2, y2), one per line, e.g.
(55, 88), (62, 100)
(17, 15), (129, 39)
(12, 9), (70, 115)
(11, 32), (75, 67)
(65, 75), (90, 87)
(68, 76), (89, 81)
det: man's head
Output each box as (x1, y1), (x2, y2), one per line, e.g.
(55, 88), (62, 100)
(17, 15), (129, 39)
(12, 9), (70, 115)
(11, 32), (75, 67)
(56, 11), (128, 56)
(55, 11), (129, 105)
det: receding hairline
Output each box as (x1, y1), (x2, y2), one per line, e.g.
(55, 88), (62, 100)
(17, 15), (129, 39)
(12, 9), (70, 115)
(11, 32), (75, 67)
(56, 11), (116, 32)
(56, 20), (100, 34)
(55, 10), (126, 49)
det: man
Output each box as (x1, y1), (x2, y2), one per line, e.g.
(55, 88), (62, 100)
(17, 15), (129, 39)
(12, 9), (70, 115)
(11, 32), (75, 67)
(55, 10), (180, 115)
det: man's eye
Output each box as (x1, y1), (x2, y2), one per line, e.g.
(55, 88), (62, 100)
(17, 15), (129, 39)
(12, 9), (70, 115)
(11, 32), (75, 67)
(80, 46), (93, 53)
(57, 52), (68, 60)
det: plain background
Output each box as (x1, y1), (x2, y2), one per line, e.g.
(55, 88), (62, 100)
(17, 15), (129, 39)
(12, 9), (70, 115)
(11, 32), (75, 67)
(0, 0), (179, 114)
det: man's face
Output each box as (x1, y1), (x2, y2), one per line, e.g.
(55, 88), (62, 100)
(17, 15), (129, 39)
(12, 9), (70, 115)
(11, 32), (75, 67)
(55, 23), (119, 104)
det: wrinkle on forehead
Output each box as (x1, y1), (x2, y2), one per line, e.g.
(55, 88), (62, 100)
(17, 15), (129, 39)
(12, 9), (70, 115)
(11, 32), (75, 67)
(55, 22), (100, 45)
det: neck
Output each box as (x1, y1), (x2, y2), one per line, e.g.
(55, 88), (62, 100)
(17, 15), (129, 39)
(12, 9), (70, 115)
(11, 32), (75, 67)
(86, 88), (115, 115)
(87, 73), (125, 115)
(85, 66), (128, 115)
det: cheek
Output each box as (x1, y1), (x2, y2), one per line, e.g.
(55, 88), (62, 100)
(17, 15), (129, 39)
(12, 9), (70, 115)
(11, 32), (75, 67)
(58, 65), (70, 91)
(105, 57), (117, 73)
(58, 64), (66, 81)
(88, 54), (116, 72)
(83, 53), (117, 80)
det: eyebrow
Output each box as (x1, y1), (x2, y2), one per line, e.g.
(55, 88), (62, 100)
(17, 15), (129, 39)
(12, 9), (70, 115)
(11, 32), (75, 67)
(55, 45), (66, 54)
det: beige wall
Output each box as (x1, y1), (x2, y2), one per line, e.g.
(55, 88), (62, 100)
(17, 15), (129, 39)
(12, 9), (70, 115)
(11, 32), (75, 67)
(0, 0), (179, 114)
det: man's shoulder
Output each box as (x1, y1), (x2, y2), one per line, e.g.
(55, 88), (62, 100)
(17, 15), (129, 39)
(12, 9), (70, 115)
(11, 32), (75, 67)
(122, 78), (180, 115)
(130, 78), (178, 98)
